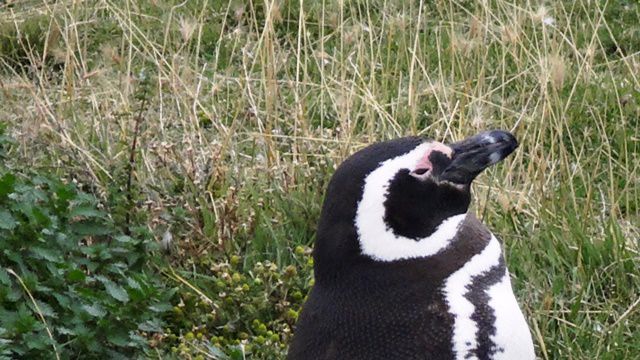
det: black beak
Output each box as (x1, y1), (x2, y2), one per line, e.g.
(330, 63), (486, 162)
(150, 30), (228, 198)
(439, 130), (518, 184)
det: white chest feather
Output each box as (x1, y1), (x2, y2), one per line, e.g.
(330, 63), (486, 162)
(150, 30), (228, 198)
(486, 272), (536, 359)
(443, 234), (535, 360)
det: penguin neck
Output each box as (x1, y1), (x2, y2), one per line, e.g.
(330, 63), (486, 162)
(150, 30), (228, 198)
(358, 213), (468, 262)
(313, 213), (492, 287)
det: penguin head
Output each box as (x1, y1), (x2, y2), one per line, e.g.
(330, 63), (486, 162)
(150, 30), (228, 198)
(314, 130), (517, 278)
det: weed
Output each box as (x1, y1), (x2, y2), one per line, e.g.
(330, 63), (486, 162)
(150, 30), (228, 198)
(0, 127), (174, 358)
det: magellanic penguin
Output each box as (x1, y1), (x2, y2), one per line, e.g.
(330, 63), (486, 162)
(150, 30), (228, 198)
(288, 130), (535, 360)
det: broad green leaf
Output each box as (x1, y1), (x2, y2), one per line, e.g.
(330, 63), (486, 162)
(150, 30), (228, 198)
(30, 247), (61, 262)
(30, 206), (50, 226)
(68, 206), (104, 219)
(137, 319), (162, 332)
(6, 286), (22, 302)
(114, 235), (136, 244)
(31, 300), (57, 319)
(106, 329), (129, 347)
(66, 269), (86, 282)
(149, 303), (172, 313)
(0, 173), (16, 198)
(57, 327), (76, 336)
(0, 268), (10, 285)
(54, 184), (75, 203)
(128, 332), (147, 346)
(100, 278), (130, 303)
(70, 220), (113, 236)
(25, 335), (50, 350)
(52, 293), (71, 308)
(0, 210), (16, 230)
(13, 202), (33, 220)
(83, 304), (107, 318)
(126, 277), (141, 290)
(14, 305), (40, 333)
(227, 345), (247, 360)
(205, 344), (230, 360)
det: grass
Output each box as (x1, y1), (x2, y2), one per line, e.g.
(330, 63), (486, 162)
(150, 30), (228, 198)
(0, 0), (638, 358)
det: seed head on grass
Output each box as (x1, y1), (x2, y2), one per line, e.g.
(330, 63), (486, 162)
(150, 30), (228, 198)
(179, 17), (197, 43)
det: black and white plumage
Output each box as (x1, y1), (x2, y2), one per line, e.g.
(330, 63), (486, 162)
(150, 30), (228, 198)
(288, 130), (535, 360)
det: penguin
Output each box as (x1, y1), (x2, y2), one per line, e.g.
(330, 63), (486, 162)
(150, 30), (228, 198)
(288, 130), (535, 360)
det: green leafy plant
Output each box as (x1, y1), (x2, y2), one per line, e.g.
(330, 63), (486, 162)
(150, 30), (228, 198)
(0, 130), (174, 358)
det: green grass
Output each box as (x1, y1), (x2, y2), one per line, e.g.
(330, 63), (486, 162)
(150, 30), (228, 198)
(0, 0), (638, 358)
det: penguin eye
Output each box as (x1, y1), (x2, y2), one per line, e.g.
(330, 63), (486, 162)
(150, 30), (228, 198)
(409, 167), (431, 180)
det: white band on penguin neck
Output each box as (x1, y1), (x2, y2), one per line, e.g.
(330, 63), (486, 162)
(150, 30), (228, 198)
(355, 143), (467, 262)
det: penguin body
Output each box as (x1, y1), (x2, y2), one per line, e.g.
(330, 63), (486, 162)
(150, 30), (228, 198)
(288, 131), (535, 360)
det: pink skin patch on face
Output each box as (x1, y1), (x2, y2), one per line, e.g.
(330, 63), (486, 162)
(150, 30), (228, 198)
(414, 142), (453, 173)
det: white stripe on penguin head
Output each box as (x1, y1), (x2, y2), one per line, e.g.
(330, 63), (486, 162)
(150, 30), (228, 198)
(355, 142), (466, 262)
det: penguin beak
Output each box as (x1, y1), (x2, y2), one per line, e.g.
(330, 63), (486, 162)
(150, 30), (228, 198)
(439, 130), (518, 185)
